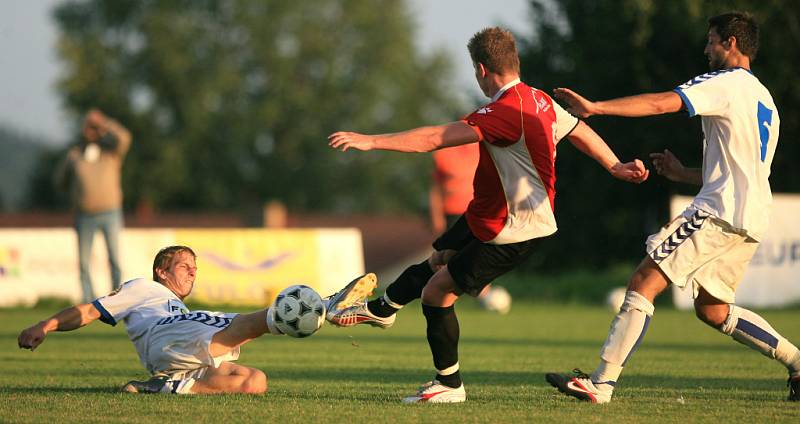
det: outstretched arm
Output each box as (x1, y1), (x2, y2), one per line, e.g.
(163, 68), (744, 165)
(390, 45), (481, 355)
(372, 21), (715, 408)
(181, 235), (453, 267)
(554, 88), (684, 118)
(328, 121), (480, 153)
(86, 109), (133, 155)
(18, 303), (101, 351)
(650, 149), (702, 185)
(566, 121), (649, 183)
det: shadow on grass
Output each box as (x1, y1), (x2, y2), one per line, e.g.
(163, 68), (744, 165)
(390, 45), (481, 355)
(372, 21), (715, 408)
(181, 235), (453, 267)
(0, 386), (120, 394)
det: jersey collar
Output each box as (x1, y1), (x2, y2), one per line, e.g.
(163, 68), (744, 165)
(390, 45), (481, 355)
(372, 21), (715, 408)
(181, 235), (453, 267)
(491, 78), (521, 102)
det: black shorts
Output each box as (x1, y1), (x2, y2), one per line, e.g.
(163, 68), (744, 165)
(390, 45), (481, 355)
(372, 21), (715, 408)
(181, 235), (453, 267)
(432, 215), (543, 297)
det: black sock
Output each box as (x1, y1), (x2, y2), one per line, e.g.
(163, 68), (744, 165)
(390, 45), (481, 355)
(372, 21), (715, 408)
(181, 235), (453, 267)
(367, 260), (434, 317)
(422, 304), (461, 388)
(367, 297), (398, 318)
(436, 371), (462, 389)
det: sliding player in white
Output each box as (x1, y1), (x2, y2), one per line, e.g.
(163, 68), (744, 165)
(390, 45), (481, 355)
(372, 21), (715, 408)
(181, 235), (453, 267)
(17, 245), (354, 394)
(546, 11), (800, 403)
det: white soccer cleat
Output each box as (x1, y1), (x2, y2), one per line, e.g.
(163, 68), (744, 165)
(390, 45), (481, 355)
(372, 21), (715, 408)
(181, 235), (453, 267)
(545, 369), (613, 404)
(324, 273), (378, 314)
(402, 380), (466, 404)
(327, 300), (396, 329)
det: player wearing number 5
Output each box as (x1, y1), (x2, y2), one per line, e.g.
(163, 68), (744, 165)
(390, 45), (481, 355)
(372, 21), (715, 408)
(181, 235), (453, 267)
(546, 12), (800, 403)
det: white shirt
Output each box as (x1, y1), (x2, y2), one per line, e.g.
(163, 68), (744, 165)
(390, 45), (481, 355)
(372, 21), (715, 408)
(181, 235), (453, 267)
(673, 67), (779, 240)
(92, 278), (236, 370)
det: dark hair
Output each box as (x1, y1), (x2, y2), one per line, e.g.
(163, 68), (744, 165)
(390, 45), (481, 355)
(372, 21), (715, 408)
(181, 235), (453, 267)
(709, 12), (759, 59)
(467, 27), (520, 75)
(152, 245), (196, 282)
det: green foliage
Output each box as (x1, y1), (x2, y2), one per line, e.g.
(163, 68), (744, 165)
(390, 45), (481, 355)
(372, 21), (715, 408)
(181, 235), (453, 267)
(0, 126), (52, 211)
(3, 304), (799, 422)
(46, 0), (461, 213)
(519, 0), (800, 269)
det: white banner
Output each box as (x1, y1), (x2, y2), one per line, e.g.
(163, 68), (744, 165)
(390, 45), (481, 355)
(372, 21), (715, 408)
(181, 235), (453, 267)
(0, 228), (363, 306)
(670, 194), (800, 309)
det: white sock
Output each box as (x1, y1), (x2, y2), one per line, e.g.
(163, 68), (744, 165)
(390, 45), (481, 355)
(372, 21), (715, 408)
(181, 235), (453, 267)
(437, 362), (459, 377)
(265, 306), (284, 336)
(165, 377), (196, 394)
(719, 305), (800, 375)
(593, 291), (655, 387)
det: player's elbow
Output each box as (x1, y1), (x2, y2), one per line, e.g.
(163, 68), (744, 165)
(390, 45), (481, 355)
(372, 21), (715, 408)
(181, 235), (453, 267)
(651, 92), (683, 115)
(651, 102), (673, 115)
(411, 134), (439, 152)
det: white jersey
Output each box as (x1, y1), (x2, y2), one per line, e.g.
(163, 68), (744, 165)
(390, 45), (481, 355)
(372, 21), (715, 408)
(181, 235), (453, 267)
(92, 278), (238, 372)
(673, 67), (779, 240)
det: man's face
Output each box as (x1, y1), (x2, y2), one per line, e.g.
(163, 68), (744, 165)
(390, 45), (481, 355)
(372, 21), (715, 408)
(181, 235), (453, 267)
(157, 251), (197, 299)
(82, 121), (101, 143)
(704, 27), (729, 71)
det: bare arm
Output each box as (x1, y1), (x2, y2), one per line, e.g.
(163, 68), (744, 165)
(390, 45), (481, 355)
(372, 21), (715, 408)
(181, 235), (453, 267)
(87, 109), (133, 156)
(328, 121), (480, 153)
(17, 303), (102, 351)
(650, 149), (702, 185)
(566, 121), (649, 183)
(554, 88), (684, 118)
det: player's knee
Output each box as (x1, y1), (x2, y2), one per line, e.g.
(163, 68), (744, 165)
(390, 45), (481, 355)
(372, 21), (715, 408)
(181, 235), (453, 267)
(694, 305), (727, 328)
(241, 369), (268, 394)
(421, 273), (459, 306)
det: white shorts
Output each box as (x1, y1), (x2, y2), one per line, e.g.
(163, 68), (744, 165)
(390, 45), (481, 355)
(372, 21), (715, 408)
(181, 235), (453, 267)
(145, 311), (240, 376)
(646, 207), (759, 304)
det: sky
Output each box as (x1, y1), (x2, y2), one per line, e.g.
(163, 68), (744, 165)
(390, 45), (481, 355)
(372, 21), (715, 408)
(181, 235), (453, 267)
(0, 0), (531, 146)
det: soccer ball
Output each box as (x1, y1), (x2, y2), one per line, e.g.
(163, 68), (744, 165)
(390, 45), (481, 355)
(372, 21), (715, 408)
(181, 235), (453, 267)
(273, 285), (326, 338)
(478, 285), (512, 315)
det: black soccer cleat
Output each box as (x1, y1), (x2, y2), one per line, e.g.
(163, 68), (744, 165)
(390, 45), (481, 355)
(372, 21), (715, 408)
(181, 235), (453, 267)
(121, 374), (170, 394)
(789, 375), (800, 401)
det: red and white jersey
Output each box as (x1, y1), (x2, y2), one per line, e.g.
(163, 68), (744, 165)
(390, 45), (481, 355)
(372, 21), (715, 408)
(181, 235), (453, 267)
(462, 79), (578, 244)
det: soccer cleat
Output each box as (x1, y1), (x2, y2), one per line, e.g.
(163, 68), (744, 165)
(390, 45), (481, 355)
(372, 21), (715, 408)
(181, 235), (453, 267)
(121, 374), (170, 394)
(789, 375), (800, 401)
(327, 300), (396, 329)
(546, 369), (613, 404)
(324, 273), (378, 314)
(402, 380), (466, 404)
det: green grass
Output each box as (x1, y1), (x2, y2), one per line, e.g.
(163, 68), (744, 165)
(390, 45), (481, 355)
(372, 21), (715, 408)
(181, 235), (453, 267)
(2, 301), (798, 423)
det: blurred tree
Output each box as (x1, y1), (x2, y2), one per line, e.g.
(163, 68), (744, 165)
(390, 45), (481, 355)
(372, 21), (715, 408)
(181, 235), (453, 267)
(519, 0), (800, 269)
(38, 0), (461, 214)
(0, 126), (51, 211)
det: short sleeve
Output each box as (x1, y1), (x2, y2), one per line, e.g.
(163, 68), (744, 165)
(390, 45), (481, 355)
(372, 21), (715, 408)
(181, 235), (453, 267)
(674, 70), (735, 117)
(92, 279), (147, 326)
(553, 101), (579, 141)
(464, 102), (522, 147)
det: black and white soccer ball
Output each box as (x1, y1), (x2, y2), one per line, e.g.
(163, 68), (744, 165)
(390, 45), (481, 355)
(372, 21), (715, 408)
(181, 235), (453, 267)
(273, 285), (326, 338)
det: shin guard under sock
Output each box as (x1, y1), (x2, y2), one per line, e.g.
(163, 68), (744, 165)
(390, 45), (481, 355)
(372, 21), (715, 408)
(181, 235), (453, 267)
(423, 304), (461, 388)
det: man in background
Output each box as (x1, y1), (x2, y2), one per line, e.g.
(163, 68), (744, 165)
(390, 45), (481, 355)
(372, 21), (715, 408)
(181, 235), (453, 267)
(56, 109), (132, 302)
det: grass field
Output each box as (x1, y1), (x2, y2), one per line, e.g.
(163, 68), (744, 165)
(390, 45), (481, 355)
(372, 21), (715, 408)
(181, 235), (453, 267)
(2, 300), (798, 423)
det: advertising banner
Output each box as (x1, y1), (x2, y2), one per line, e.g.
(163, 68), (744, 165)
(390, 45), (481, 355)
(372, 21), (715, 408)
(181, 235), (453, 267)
(0, 228), (363, 307)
